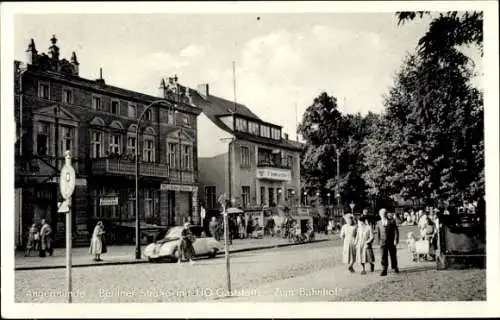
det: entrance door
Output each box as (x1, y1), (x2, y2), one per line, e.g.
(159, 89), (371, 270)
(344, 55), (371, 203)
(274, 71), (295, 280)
(167, 191), (176, 226)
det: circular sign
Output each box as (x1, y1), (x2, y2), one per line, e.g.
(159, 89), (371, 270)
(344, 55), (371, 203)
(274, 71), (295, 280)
(60, 164), (76, 200)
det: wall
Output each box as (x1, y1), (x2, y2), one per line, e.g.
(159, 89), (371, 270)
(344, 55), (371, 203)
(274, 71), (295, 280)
(197, 112), (231, 158)
(198, 154), (228, 210)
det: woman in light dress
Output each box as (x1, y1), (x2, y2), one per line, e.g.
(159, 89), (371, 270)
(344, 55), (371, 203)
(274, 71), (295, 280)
(355, 216), (375, 274)
(340, 214), (357, 273)
(89, 221), (105, 261)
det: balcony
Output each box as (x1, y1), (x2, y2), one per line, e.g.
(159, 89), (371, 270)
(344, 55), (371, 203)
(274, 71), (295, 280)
(169, 169), (195, 184)
(91, 158), (169, 178)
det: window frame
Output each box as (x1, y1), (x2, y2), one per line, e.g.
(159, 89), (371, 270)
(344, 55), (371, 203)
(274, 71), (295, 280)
(182, 144), (192, 169)
(205, 186), (217, 210)
(62, 88), (73, 104)
(111, 99), (120, 115)
(240, 146), (251, 168)
(127, 103), (137, 119)
(38, 81), (50, 99)
(168, 142), (178, 168)
(90, 131), (104, 158)
(109, 133), (122, 155)
(92, 95), (102, 111)
(143, 136), (155, 162)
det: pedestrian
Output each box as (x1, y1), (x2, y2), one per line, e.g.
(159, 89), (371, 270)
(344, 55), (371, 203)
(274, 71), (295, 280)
(266, 216), (276, 237)
(89, 221), (106, 261)
(39, 219), (53, 257)
(340, 214), (357, 273)
(209, 217), (219, 240)
(237, 214), (246, 239)
(355, 216), (375, 274)
(178, 221), (195, 265)
(25, 223), (40, 257)
(375, 208), (400, 276)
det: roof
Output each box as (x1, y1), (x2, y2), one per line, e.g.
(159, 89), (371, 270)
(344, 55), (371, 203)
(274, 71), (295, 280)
(189, 88), (304, 152)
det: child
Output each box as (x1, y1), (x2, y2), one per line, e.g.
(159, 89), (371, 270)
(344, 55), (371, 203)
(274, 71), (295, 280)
(407, 232), (417, 262)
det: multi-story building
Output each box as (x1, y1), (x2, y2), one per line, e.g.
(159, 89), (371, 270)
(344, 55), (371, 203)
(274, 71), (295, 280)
(14, 36), (201, 247)
(192, 83), (304, 226)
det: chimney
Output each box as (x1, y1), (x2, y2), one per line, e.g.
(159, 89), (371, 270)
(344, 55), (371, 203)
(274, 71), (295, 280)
(197, 83), (209, 98)
(158, 78), (167, 98)
(96, 67), (105, 85)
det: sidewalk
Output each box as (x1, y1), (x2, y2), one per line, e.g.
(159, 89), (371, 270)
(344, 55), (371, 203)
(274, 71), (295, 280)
(220, 244), (435, 302)
(15, 234), (334, 270)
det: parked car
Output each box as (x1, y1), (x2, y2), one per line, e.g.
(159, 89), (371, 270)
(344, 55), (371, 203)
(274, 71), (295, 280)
(143, 225), (223, 262)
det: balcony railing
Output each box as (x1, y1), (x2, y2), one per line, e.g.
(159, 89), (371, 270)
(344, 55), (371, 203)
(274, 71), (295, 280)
(169, 169), (195, 184)
(257, 160), (292, 169)
(92, 158), (169, 178)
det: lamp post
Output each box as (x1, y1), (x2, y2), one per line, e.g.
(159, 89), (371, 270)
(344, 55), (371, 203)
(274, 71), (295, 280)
(334, 144), (340, 210)
(303, 191), (308, 206)
(291, 190), (296, 207)
(327, 192), (331, 218)
(135, 100), (167, 260)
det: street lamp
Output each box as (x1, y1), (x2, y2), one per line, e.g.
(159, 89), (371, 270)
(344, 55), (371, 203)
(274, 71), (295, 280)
(135, 100), (168, 260)
(303, 191), (308, 206)
(291, 190), (296, 206)
(350, 202), (355, 214)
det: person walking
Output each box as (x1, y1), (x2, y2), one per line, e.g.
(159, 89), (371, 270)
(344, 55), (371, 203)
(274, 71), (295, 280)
(355, 216), (375, 274)
(89, 221), (106, 261)
(340, 214), (357, 273)
(375, 208), (399, 276)
(178, 221), (195, 265)
(25, 223), (40, 257)
(209, 217), (220, 240)
(39, 219), (53, 257)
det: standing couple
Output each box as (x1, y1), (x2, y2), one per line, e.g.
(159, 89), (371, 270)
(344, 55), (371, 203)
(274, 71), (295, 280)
(341, 208), (399, 276)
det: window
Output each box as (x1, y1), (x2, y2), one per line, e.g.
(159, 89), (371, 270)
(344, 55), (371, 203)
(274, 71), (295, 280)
(62, 89), (73, 104)
(240, 146), (250, 167)
(111, 100), (120, 115)
(145, 109), (153, 121)
(235, 118), (248, 132)
(60, 126), (74, 154)
(38, 82), (49, 99)
(128, 103), (137, 118)
(258, 148), (276, 166)
(249, 122), (259, 135)
(144, 189), (154, 218)
(183, 115), (191, 127)
(182, 145), (192, 169)
(260, 125), (270, 138)
(168, 143), (178, 168)
(205, 186), (217, 209)
(36, 122), (51, 155)
(92, 96), (102, 111)
(91, 131), (103, 158)
(143, 137), (155, 162)
(109, 134), (122, 154)
(287, 155), (293, 168)
(242, 186), (250, 208)
(260, 187), (266, 206)
(167, 110), (175, 124)
(127, 135), (136, 156)
(271, 128), (281, 140)
(127, 189), (136, 219)
(268, 188), (275, 206)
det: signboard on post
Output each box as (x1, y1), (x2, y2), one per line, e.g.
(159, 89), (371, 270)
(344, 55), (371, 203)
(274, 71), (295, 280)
(59, 151), (75, 303)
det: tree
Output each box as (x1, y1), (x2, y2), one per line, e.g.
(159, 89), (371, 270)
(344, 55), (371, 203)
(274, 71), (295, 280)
(298, 92), (374, 211)
(363, 49), (484, 207)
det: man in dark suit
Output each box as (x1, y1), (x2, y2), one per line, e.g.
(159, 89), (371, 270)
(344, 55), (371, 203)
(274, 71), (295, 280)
(375, 208), (399, 276)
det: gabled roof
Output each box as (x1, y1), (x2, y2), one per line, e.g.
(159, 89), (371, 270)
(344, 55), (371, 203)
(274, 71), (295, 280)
(189, 89), (261, 133)
(189, 87), (304, 152)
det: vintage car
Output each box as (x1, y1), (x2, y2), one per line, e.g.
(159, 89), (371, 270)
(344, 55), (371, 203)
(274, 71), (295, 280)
(143, 225), (223, 262)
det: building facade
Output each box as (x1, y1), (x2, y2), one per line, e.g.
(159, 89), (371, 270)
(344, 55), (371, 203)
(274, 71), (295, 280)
(193, 83), (303, 225)
(14, 36), (202, 247)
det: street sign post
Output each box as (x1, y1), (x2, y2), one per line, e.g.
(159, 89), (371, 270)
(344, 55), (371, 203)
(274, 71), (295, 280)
(58, 151), (75, 303)
(218, 193), (231, 296)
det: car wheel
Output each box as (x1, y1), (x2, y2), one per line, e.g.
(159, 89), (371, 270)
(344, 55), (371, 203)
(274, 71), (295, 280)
(209, 248), (218, 258)
(172, 248), (180, 263)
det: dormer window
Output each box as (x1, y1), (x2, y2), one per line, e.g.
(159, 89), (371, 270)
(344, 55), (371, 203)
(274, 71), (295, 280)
(235, 118), (248, 132)
(260, 125), (270, 138)
(271, 128), (281, 140)
(249, 122), (259, 135)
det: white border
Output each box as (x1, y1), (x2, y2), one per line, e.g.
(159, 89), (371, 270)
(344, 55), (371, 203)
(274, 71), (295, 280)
(1, 1), (499, 318)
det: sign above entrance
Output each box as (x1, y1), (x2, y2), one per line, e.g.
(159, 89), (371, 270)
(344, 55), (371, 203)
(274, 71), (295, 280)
(100, 197), (118, 206)
(256, 168), (291, 181)
(161, 184), (197, 192)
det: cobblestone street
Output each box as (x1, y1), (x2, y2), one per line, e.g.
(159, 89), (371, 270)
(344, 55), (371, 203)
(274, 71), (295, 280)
(15, 239), (343, 302)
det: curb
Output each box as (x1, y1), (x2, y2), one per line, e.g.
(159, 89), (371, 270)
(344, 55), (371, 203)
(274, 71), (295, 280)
(15, 238), (333, 271)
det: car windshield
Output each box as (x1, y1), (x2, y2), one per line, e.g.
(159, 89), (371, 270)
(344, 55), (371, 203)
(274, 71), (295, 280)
(164, 227), (183, 239)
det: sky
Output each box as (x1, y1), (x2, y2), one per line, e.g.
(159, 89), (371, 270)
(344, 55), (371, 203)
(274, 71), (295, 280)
(14, 13), (482, 139)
